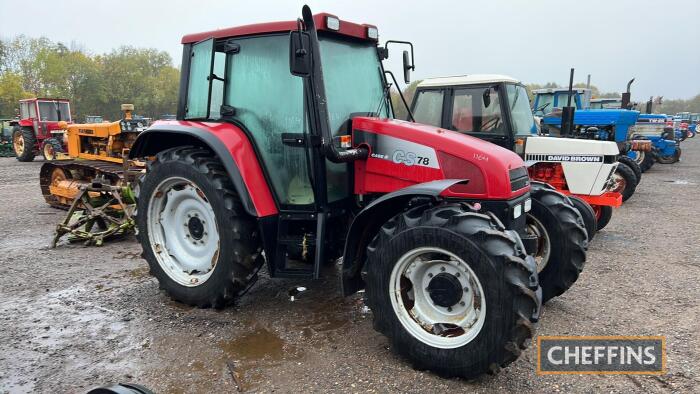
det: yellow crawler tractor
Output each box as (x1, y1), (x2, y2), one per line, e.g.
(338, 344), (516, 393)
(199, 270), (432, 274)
(40, 104), (145, 246)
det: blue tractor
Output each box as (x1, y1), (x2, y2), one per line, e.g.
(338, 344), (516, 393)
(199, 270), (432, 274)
(630, 114), (683, 167)
(533, 84), (646, 202)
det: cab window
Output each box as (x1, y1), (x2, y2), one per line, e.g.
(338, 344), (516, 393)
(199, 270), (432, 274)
(412, 90), (444, 126)
(451, 86), (504, 134)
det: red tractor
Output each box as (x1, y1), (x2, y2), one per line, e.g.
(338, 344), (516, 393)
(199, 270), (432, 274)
(10, 98), (70, 161)
(129, 6), (586, 378)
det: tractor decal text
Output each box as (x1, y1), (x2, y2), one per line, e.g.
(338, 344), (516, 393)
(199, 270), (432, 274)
(527, 154), (603, 163)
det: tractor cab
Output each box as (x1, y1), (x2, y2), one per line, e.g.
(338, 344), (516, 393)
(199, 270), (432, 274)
(532, 87), (591, 116)
(411, 75), (539, 151)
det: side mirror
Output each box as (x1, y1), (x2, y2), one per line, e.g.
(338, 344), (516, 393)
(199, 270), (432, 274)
(402, 50), (411, 84)
(482, 88), (491, 108)
(289, 31), (312, 77)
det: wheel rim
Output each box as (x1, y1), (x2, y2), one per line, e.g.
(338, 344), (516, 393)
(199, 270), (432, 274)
(632, 151), (644, 165)
(611, 171), (627, 193)
(13, 132), (24, 155)
(526, 214), (551, 272)
(592, 205), (602, 220)
(44, 143), (55, 160)
(147, 177), (220, 287)
(389, 247), (486, 349)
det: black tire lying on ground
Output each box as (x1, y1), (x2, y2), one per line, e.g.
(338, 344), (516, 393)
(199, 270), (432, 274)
(567, 195), (597, 241)
(363, 203), (540, 379)
(528, 183), (588, 303)
(136, 146), (264, 308)
(613, 162), (637, 202)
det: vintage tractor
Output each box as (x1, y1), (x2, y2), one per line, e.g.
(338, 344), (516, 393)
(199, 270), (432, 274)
(10, 98), (71, 161)
(125, 6), (583, 379)
(409, 75), (620, 238)
(40, 104), (145, 246)
(630, 114), (683, 167)
(533, 86), (646, 202)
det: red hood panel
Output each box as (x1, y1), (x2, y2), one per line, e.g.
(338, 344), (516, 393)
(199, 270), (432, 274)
(352, 117), (528, 200)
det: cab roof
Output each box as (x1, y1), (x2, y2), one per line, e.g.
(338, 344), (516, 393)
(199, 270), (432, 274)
(532, 87), (590, 94)
(417, 74), (520, 88)
(20, 98), (70, 102)
(181, 13), (377, 44)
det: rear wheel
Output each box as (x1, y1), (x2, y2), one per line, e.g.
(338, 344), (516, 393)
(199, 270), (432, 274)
(618, 156), (641, 185)
(363, 203), (540, 379)
(593, 205), (613, 230)
(12, 126), (36, 162)
(657, 148), (681, 164)
(612, 162), (637, 202)
(136, 146), (263, 308)
(568, 195), (597, 241)
(528, 184), (587, 303)
(42, 138), (64, 161)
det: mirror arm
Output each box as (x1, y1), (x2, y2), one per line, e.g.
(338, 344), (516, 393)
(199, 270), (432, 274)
(384, 40), (415, 70)
(384, 70), (415, 122)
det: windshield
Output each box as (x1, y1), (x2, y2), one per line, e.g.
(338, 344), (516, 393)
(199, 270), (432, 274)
(319, 36), (391, 133)
(534, 93), (554, 115)
(38, 101), (71, 122)
(506, 84), (537, 136)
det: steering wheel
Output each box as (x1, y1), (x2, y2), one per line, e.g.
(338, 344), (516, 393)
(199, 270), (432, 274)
(481, 117), (501, 131)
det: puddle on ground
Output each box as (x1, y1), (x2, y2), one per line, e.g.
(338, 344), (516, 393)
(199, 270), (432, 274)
(219, 327), (289, 361)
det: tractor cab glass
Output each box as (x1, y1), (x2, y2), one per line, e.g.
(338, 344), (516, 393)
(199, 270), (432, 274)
(184, 33), (388, 207)
(37, 101), (71, 122)
(450, 86), (505, 134)
(505, 84), (537, 136)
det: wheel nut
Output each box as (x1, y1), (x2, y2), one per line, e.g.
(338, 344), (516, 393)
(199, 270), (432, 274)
(428, 273), (433, 278)
(460, 301), (465, 306)
(455, 272), (461, 277)
(440, 267), (446, 272)
(447, 307), (452, 312)
(464, 287), (469, 293)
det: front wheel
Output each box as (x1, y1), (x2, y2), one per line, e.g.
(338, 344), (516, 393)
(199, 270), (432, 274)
(136, 146), (263, 308)
(42, 138), (64, 161)
(593, 205), (613, 231)
(12, 126), (36, 162)
(618, 156), (641, 185)
(528, 185), (588, 303)
(612, 162), (637, 202)
(363, 203), (540, 379)
(568, 195), (597, 241)
(656, 148), (681, 164)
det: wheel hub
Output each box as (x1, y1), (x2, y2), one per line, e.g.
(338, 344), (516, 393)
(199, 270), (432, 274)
(187, 215), (205, 240)
(426, 273), (463, 308)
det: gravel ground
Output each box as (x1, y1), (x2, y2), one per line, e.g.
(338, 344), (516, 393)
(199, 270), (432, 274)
(1, 140), (699, 393)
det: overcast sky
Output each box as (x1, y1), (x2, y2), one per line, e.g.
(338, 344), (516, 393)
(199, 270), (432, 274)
(1, 0), (698, 99)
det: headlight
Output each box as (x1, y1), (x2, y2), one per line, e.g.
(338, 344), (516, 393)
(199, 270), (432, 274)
(524, 198), (532, 212)
(513, 204), (523, 219)
(367, 26), (378, 40)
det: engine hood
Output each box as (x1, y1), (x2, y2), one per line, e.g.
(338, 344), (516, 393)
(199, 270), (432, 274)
(351, 117), (528, 200)
(525, 136), (620, 156)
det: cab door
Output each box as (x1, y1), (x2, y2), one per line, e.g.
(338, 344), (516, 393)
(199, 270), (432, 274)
(444, 84), (512, 149)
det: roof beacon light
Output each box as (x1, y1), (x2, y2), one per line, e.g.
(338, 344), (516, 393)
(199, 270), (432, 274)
(367, 26), (378, 40)
(326, 16), (340, 31)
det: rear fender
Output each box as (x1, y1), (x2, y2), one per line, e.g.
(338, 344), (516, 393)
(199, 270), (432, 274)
(341, 179), (467, 296)
(129, 123), (277, 218)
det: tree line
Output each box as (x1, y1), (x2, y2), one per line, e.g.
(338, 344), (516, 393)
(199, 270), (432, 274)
(0, 36), (179, 122)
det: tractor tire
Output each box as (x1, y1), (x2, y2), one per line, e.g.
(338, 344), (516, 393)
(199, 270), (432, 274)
(136, 146), (264, 308)
(657, 148), (681, 164)
(567, 195), (597, 241)
(594, 205), (613, 231)
(42, 138), (64, 161)
(618, 156), (641, 185)
(528, 184), (587, 303)
(612, 162), (637, 202)
(12, 126), (36, 162)
(363, 203), (540, 379)
(637, 150), (655, 172)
